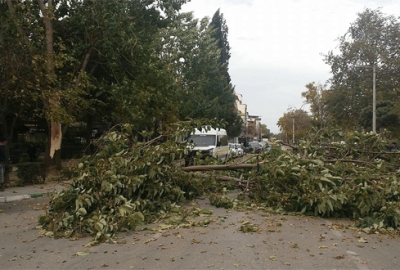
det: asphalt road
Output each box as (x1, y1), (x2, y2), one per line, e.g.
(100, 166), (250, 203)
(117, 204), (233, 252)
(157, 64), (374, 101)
(1, 196), (399, 269)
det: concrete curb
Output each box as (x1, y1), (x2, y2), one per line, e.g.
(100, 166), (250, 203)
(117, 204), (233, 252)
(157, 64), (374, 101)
(0, 194), (31, 203)
(0, 192), (51, 203)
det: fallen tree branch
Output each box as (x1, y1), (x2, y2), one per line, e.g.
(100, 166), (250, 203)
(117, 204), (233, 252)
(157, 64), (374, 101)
(324, 159), (373, 164)
(182, 163), (264, 171)
(323, 158), (398, 168)
(281, 142), (298, 150)
(362, 151), (400, 155)
(194, 173), (244, 182)
(245, 177), (251, 192)
(191, 172), (251, 191)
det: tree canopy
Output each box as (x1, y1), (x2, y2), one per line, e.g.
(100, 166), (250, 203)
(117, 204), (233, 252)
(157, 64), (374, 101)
(0, 1), (242, 162)
(277, 108), (311, 144)
(323, 8), (400, 135)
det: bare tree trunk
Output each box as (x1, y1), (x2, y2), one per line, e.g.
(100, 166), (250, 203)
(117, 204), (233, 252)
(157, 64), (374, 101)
(38, 0), (62, 171)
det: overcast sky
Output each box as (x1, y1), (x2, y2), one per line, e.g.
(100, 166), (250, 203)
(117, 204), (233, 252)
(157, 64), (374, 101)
(181, 0), (400, 133)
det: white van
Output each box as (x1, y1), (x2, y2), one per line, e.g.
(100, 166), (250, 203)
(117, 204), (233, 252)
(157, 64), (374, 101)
(187, 128), (229, 160)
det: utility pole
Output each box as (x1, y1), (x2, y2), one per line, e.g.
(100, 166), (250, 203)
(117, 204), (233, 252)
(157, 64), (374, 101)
(245, 111), (248, 146)
(372, 65), (376, 133)
(292, 118), (295, 144)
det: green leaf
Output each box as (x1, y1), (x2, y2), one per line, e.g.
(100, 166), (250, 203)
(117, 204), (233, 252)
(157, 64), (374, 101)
(77, 208), (87, 216)
(76, 249), (91, 256)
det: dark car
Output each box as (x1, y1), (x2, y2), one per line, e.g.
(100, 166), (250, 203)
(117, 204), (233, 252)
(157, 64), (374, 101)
(247, 142), (263, 153)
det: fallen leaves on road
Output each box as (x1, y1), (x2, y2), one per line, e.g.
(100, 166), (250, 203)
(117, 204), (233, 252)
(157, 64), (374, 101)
(144, 238), (157, 244)
(333, 254), (345, 259)
(191, 239), (202, 244)
(239, 221), (261, 233)
(358, 237), (368, 243)
(33, 203), (48, 211)
(76, 249), (90, 256)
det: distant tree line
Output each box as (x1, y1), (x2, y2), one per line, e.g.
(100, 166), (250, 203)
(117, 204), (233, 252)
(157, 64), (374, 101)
(280, 8), (400, 141)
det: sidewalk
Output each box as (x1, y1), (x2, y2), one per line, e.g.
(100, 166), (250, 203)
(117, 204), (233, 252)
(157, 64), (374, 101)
(0, 180), (71, 203)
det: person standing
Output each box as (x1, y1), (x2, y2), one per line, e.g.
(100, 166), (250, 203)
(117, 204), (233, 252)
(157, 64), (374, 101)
(0, 136), (7, 191)
(27, 143), (37, 162)
(390, 142), (398, 152)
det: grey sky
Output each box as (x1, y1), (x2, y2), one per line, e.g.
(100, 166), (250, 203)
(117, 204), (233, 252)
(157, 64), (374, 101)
(181, 0), (400, 133)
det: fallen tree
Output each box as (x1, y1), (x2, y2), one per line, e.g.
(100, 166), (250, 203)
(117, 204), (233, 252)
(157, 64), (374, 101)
(184, 129), (400, 231)
(242, 129), (400, 231)
(39, 125), (400, 242)
(39, 121), (226, 242)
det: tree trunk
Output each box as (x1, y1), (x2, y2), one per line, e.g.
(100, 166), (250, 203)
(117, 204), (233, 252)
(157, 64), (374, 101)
(38, 0), (62, 170)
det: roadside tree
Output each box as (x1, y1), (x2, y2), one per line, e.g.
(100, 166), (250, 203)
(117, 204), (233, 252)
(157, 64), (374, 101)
(277, 109), (311, 144)
(324, 8), (400, 135)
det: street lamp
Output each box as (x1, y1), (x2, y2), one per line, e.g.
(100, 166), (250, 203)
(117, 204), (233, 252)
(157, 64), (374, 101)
(356, 64), (376, 133)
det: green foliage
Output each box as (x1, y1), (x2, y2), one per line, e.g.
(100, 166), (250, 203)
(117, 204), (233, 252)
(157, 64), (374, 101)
(2, 0), (242, 157)
(360, 101), (399, 131)
(277, 108), (312, 143)
(248, 128), (400, 231)
(209, 193), (234, 209)
(324, 8), (400, 134)
(16, 162), (46, 186)
(40, 120), (223, 242)
(209, 9), (231, 83)
(39, 123), (400, 242)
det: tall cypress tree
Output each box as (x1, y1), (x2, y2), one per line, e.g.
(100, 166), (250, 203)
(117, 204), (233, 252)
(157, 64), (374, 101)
(209, 9), (231, 84)
(208, 9), (242, 137)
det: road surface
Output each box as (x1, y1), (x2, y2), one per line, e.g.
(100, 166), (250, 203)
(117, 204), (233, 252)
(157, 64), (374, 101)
(1, 196), (399, 269)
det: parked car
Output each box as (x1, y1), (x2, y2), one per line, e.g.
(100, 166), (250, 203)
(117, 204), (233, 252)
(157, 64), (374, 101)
(248, 141), (263, 153)
(235, 143), (244, 156)
(228, 143), (237, 157)
(228, 143), (244, 157)
(243, 146), (253, 153)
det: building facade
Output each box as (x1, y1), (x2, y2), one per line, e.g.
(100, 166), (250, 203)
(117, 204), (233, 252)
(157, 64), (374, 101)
(235, 93), (262, 145)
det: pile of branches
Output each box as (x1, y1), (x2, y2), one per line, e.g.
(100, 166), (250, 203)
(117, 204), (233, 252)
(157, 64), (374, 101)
(39, 121), (226, 242)
(246, 128), (400, 231)
(39, 124), (400, 242)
